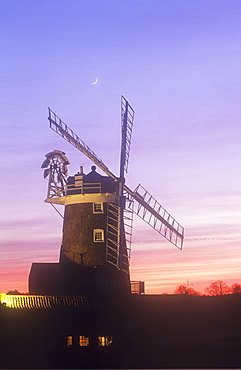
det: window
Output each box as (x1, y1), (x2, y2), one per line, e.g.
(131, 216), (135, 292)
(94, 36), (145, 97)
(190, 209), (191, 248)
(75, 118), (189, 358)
(98, 335), (113, 346)
(93, 229), (104, 242)
(93, 202), (103, 214)
(79, 336), (89, 346)
(67, 336), (73, 347)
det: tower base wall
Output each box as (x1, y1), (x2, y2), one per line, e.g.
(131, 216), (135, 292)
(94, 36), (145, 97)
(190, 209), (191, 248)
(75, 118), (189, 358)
(29, 263), (130, 295)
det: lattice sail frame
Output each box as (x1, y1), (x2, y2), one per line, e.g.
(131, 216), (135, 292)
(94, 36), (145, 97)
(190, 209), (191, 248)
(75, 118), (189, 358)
(48, 109), (112, 177)
(106, 193), (134, 273)
(130, 184), (184, 250)
(120, 95), (135, 175)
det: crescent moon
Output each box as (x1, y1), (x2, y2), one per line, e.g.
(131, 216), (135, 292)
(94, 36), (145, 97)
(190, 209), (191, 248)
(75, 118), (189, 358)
(92, 78), (98, 85)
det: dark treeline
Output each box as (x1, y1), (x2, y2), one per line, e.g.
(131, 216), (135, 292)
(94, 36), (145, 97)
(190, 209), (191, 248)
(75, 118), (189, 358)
(173, 280), (241, 296)
(6, 280), (241, 297)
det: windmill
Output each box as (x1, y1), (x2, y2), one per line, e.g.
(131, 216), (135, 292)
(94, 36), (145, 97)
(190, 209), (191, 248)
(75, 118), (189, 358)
(31, 96), (184, 295)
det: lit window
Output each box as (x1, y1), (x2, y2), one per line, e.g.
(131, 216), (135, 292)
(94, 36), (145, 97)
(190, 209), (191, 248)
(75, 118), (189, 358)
(67, 336), (73, 347)
(79, 336), (89, 346)
(98, 335), (113, 346)
(93, 202), (103, 214)
(93, 229), (104, 242)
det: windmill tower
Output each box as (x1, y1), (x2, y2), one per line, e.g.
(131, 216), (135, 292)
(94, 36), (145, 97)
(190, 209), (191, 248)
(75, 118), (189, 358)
(29, 96), (184, 296)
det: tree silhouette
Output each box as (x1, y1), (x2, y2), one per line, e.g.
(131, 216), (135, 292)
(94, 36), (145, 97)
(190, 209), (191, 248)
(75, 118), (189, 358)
(6, 290), (22, 295)
(205, 280), (230, 296)
(173, 284), (201, 296)
(230, 283), (241, 294)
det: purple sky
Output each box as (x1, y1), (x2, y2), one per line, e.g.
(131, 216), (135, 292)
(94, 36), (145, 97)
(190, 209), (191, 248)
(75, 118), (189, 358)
(1, 0), (241, 294)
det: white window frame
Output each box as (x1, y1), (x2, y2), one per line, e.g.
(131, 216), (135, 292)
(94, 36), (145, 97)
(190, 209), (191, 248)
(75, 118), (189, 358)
(93, 229), (104, 242)
(93, 202), (104, 214)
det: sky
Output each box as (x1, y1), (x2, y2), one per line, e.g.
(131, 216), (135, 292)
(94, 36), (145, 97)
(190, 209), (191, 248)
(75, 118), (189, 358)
(1, 0), (241, 294)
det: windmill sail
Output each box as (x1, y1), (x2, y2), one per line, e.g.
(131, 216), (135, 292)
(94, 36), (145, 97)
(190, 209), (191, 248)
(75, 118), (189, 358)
(118, 96), (135, 269)
(120, 96), (135, 177)
(124, 184), (184, 250)
(48, 108), (115, 180)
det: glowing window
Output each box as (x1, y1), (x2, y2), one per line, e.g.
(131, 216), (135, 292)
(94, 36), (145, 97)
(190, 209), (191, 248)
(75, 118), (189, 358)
(93, 202), (103, 214)
(98, 335), (113, 346)
(79, 336), (89, 346)
(67, 336), (73, 347)
(94, 229), (104, 242)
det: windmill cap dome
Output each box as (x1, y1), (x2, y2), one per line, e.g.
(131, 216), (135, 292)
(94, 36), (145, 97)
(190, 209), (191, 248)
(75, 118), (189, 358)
(91, 165), (96, 171)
